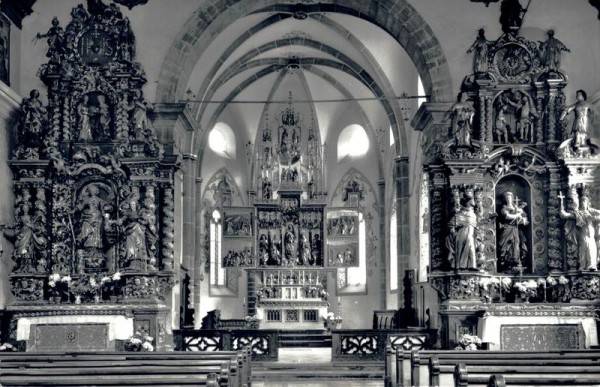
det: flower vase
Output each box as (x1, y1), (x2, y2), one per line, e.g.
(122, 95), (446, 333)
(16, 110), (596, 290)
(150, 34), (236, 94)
(110, 295), (118, 303)
(75, 295), (82, 304)
(94, 295), (101, 303)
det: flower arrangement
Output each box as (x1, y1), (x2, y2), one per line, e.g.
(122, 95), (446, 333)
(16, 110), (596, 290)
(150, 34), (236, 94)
(323, 312), (343, 329)
(100, 272), (122, 301)
(125, 331), (154, 352)
(48, 273), (71, 302)
(0, 342), (16, 352)
(514, 279), (539, 301)
(454, 334), (482, 350)
(244, 314), (260, 329)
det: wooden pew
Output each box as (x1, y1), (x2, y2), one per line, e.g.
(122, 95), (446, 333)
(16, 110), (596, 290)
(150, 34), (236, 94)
(456, 363), (600, 386)
(397, 349), (600, 387)
(0, 349), (252, 387)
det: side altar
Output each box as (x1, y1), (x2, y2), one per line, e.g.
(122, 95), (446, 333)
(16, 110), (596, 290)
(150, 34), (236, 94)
(3, 1), (177, 351)
(413, 13), (600, 349)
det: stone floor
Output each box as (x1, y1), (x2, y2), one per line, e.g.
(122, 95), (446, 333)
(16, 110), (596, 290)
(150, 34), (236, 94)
(252, 348), (384, 387)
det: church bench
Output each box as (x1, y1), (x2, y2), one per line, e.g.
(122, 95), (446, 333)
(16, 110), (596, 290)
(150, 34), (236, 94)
(388, 349), (600, 387)
(455, 364), (600, 386)
(0, 349), (252, 387)
(436, 356), (600, 386)
(0, 366), (233, 387)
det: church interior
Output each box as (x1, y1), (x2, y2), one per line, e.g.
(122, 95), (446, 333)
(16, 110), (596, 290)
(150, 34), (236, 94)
(0, 0), (599, 385)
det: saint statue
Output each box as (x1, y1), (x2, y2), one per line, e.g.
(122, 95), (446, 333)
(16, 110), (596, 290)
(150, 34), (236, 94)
(4, 211), (46, 273)
(77, 95), (92, 140)
(507, 94), (539, 142)
(494, 105), (509, 143)
(560, 192), (600, 271)
(77, 184), (106, 251)
(467, 29), (491, 74)
(35, 17), (64, 61)
(560, 90), (591, 150)
(539, 30), (570, 72)
(283, 224), (296, 265)
(120, 187), (154, 271)
(446, 195), (478, 270)
(20, 90), (47, 145)
(497, 191), (529, 272)
(298, 234), (311, 266)
(259, 234), (269, 266)
(445, 92), (474, 147)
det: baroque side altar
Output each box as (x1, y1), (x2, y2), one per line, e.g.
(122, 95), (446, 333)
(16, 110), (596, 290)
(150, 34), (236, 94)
(413, 24), (600, 349)
(3, 1), (177, 351)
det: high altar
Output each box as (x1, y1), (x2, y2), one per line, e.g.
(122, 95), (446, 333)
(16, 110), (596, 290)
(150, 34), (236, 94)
(413, 20), (600, 350)
(206, 94), (363, 330)
(3, 2), (177, 351)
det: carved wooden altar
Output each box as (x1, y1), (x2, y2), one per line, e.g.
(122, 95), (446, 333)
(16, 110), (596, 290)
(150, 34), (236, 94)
(203, 95), (362, 329)
(4, 1), (177, 350)
(414, 25), (600, 348)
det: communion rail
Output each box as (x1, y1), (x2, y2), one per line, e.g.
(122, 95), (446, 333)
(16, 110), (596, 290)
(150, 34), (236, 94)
(174, 329), (279, 361)
(331, 328), (437, 362)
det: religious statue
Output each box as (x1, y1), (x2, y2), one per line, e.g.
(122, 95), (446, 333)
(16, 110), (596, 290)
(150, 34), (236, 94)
(20, 90), (47, 145)
(446, 194), (478, 270)
(120, 187), (154, 271)
(494, 105), (509, 143)
(97, 94), (111, 134)
(559, 191), (600, 271)
(35, 16), (65, 61)
(445, 92), (475, 147)
(560, 90), (591, 150)
(311, 233), (321, 265)
(126, 90), (152, 140)
(499, 0), (525, 34)
(3, 211), (47, 273)
(507, 94), (538, 142)
(270, 234), (281, 265)
(298, 234), (310, 266)
(259, 233), (269, 266)
(283, 224), (296, 265)
(497, 191), (529, 272)
(538, 30), (570, 72)
(467, 28), (491, 74)
(77, 95), (92, 140)
(76, 184), (106, 252)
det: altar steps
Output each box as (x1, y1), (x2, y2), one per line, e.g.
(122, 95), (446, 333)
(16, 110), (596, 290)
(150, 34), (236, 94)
(279, 330), (332, 348)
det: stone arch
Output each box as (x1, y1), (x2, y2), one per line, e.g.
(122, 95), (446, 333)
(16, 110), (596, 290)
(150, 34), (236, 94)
(155, 1), (454, 155)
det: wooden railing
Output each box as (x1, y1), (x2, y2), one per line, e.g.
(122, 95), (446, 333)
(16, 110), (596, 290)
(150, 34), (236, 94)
(331, 328), (436, 362)
(174, 329), (279, 361)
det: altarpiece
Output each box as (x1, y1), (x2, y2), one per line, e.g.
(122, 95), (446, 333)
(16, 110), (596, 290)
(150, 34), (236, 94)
(3, 1), (177, 351)
(414, 23), (600, 349)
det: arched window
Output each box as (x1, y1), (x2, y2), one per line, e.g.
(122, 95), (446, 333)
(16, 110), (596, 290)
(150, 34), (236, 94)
(390, 203), (398, 292)
(209, 209), (225, 286)
(209, 122), (236, 159)
(337, 124), (369, 161)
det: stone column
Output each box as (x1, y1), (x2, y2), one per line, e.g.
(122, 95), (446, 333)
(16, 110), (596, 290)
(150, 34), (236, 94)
(394, 156), (410, 307)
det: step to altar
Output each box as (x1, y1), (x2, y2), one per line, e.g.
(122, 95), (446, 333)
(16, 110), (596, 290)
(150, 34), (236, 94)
(279, 329), (332, 348)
